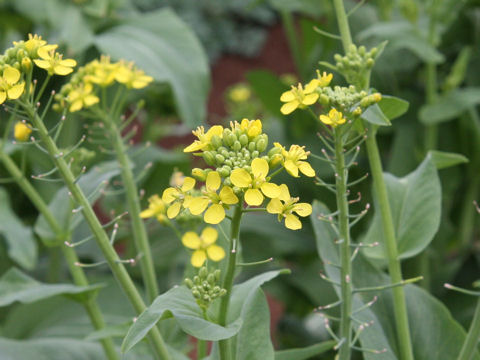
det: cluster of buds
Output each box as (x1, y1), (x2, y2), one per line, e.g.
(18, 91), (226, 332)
(334, 44), (378, 89)
(184, 266), (227, 310)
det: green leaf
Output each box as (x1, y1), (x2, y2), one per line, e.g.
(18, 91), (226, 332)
(429, 150), (469, 169)
(363, 153), (441, 260)
(121, 286), (243, 353)
(85, 322), (131, 341)
(0, 268), (102, 307)
(0, 188), (37, 270)
(275, 341), (336, 360)
(419, 87), (480, 125)
(34, 161), (120, 246)
(0, 337), (105, 360)
(268, 0), (324, 17)
(378, 95), (409, 120)
(94, 8), (210, 128)
(311, 201), (398, 359)
(361, 103), (391, 126)
(246, 70), (285, 118)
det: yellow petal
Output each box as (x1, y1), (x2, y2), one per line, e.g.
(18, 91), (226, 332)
(285, 214), (302, 230)
(84, 95), (99, 107)
(319, 114), (333, 125)
(3, 67), (20, 84)
(201, 227), (218, 246)
(284, 159), (299, 177)
(251, 158), (269, 179)
(183, 140), (204, 153)
(188, 197), (210, 215)
(0, 91), (7, 105)
(54, 65), (74, 76)
(267, 198), (283, 214)
(167, 202), (181, 219)
(304, 79), (319, 93)
(69, 100), (83, 112)
(278, 184), (291, 202)
(245, 189), (264, 206)
(299, 161), (315, 177)
(206, 244), (225, 262)
(162, 188), (178, 203)
(206, 125), (224, 139)
(206, 171), (221, 191)
(302, 93), (319, 106)
(181, 177), (196, 191)
(280, 100), (299, 115)
(230, 168), (251, 188)
(191, 250), (207, 267)
(182, 231), (201, 249)
(294, 203), (313, 217)
(139, 208), (155, 218)
(219, 186), (239, 205)
(59, 58), (77, 67)
(33, 59), (50, 70)
(37, 44), (57, 59)
(204, 204), (225, 224)
(260, 182), (280, 198)
(280, 90), (295, 102)
(7, 83), (25, 100)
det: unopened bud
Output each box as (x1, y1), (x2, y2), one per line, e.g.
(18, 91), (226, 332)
(184, 278), (194, 288)
(210, 135), (222, 149)
(192, 168), (207, 181)
(203, 151), (215, 166)
(239, 134), (248, 146)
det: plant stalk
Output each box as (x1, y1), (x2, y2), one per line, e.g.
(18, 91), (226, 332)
(332, 1), (415, 359)
(26, 109), (171, 360)
(0, 147), (119, 360)
(281, 10), (304, 79)
(218, 204), (243, 360)
(334, 127), (353, 360)
(457, 297), (480, 360)
(106, 116), (159, 304)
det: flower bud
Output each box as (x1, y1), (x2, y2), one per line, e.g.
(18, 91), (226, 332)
(210, 135), (222, 149)
(184, 278), (194, 289)
(225, 132), (236, 147)
(192, 290), (201, 299)
(219, 166), (231, 178)
(193, 275), (201, 285)
(239, 134), (248, 146)
(203, 151), (215, 166)
(248, 142), (256, 152)
(215, 154), (225, 165)
(256, 138), (266, 152)
(251, 150), (259, 159)
(207, 273), (215, 285)
(219, 289), (227, 297)
(199, 266), (208, 279)
(192, 168), (207, 181)
(14, 122), (32, 142)
(233, 140), (241, 152)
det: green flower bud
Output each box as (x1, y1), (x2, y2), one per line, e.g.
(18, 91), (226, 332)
(203, 294), (211, 302)
(268, 146), (282, 157)
(203, 151), (215, 166)
(233, 140), (242, 152)
(199, 266), (208, 279)
(334, 54), (342, 62)
(224, 178), (232, 187)
(192, 168), (207, 181)
(319, 94), (330, 105)
(184, 278), (194, 289)
(193, 275), (201, 285)
(192, 290), (201, 299)
(256, 138), (266, 152)
(202, 281), (210, 290)
(226, 133), (237, 147)
(207, 273), (215, 285)
(219, 167), (230, 178)
(248, 142), (256, 152)
(215, 154), (225, 165)
(239, 134), (248, 146)
(214, 269), (221, 281)
(210, 135), (222, 149)
(219, 289), (227, 297)
(366, 58), (375, 68)
(251, 150), (259, 159)
(224, 159), (233, 167)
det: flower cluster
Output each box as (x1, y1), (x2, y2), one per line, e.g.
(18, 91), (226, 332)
(143, 119), (314, 229)
(182, 227), (225, 267)
(54, 55), (153, 112)
(334, 44), (379, 89)
(184, 266), (227, 310)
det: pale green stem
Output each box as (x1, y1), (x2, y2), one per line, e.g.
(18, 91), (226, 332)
(218, 204), (243, 360)
(457, 297), (480, 360)
(25, 109), (171, 360)
(105, 115), (159, 304)
(334, 127), (353, 360)
(0, 147), (119, 360)
(332, 1), (415, 359)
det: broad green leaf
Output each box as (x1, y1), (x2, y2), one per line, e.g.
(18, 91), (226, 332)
(0, 188), (37, 270)
(268, 0), (324, 17)
(275, 341), (336, 360)
(378, 95), (409, 120)
(34, 161), (120, 246)
(85, 322), (131, 341)
(363, 153), (441, 260)
(429, 150), (469, 169)
(0, 268), (102, 306)
(419, 88), (480, 125)
(121, 286), (242, 353)
(95, 8), (210, 128)
(311, 201), (398, 359)
(246, 70), (285, 118)
(361, 103), (391, 126)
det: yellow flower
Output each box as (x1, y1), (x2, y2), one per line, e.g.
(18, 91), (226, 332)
(67, 83), (99, 112)
(0, 66), (25, 104)
(162, 176), (196, 219)
(186, 171), (238, 224)
(140, 195), (168, 224)
(229, 85), (251, 103)
(85, 56), (119, 87)
(230, 158), (280, 206)
(267, 184), (312, 230)
(280, 79), (319, 115)
(182, 227), (225, 267)
(239, 118), (262, 138)
(14, 122), (32, 142)
(13, 34), (46, 57)
(316, 71), (333, 87)
(115, 62), (153, 89)
(319, 108), (347, 127)
(184, 125), (224, 153)
(33, 45), (77, 76)
(274, 143), (315, 178)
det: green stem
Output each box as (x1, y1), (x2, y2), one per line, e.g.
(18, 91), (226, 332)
(457, 297), (480, 360)
(281, 11), (304, 79)
(334, 127), (353, 360)
(26, 109), (171, 360)
(424, 63), (438, 151)
(106, 116), (159, 304)
(218, 204), (243, 360)
(46, 247), (61, 283)
(0, 147), (119, 360)
(197, 308), (208, 359)
(332, 2), (415, 358)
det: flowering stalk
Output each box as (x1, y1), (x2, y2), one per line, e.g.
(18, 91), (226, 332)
(332, 1), (415, 359)
(0, 145), (119, 360)
(24, 107), (171, 360)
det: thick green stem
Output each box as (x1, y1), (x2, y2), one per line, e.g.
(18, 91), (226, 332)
(27, 110), (171, 360)
(218, 204), (243, 360)
(0, 147), (119, 360)
(106, 117), (159, 304)
(457, 297), (480, 360)
(281, 11), (304, 79)
(332, 1), (415, 358)
(334, 127), (353, 360)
